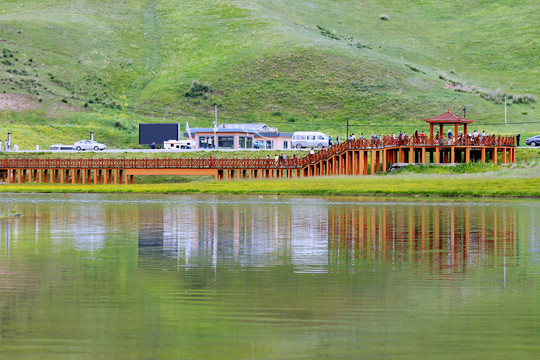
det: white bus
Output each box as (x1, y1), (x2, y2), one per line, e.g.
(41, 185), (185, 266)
(291, 132), (329, 149)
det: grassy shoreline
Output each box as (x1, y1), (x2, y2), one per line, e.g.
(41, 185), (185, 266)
(1, 171), (539, 198)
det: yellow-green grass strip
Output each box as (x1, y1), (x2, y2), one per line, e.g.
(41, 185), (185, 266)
(1, 175), (539, 198)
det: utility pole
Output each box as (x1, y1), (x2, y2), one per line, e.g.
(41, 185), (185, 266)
(462, 106), (466, 119)
(214, 105), (218, 149)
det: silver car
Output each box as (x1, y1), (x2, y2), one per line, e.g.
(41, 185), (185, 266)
(74, 140), (107, 151)
(525, 135), (540, 147)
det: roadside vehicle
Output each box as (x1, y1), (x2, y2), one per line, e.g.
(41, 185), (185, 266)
(50, 144), (74, 150)
(292, 131), (329, 149)
(163, 139), (196, 149)
(525, 135), (540, 147)
(73, 140), (107, 151)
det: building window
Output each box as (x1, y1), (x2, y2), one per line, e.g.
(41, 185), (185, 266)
(238, 136), (253, 149)
(283, 141), (288, 149)
(218, 136), (234, 148)
(265, 140), (273, 149)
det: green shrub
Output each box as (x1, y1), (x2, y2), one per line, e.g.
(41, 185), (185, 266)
(184, 81), (211, 98)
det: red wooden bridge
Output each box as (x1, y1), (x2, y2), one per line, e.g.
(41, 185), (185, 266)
(0, 134), (515, 184)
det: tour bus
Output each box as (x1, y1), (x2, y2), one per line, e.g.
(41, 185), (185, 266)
(291, 132), (330, 149)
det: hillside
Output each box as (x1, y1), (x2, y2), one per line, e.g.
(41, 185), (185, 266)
(0, 0), (538, 149)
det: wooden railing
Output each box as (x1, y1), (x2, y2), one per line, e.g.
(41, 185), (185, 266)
(0, 134), (515, 170)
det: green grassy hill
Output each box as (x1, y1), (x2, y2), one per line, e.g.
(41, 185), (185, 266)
(0, 0), (538, 149)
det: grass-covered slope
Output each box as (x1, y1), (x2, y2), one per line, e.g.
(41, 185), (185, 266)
(0, 0), (538, 149)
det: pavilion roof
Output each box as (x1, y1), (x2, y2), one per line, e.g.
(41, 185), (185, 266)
(423, 110), (476, 124)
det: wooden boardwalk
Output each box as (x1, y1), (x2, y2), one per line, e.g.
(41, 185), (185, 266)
(0, 135), (515, 184)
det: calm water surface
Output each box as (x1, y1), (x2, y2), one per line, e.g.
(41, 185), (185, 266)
(0, 194), (538, 359)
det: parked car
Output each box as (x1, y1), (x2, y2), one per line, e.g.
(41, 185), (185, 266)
(292, 131), (329, 149)
(73, 140), (107, 151)
(50, 144), (74, 150)
(525, 135), (540, 147)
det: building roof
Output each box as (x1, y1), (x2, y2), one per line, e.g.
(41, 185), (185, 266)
(423, 110), (476, 124)
(218, 123), (276, 132)
(186, 123), (290, 137)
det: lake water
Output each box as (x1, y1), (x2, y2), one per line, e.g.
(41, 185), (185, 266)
(0, 194), (538, 359)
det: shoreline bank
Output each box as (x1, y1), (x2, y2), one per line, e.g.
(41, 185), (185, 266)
(1, 172), (539, 198)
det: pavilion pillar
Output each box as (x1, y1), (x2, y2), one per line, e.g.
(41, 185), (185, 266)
(435, 147), (440, 163)
(375, 151), (380, 173)
(451, 147), (455, 163)
(382, 149), (387, 172)
(454, 123), (458, 138)
(464, 124), (468, 135)
(370, 150), (375, 174)
(421, 147), (426, 164)
(493, 148), (498, 164)
(409, 147), (414, 163)
(359, 150), (364, 175)
(481, 148), (486, 163)
(439, 124), (443, 137)
(465, 147), (470, 163)
(430, 124), (434, 138)
(502, 148), (507, 164)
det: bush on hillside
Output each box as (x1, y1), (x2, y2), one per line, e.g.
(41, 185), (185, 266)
(184, 81), (211, 98)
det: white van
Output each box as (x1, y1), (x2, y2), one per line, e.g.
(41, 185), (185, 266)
(291, 132), (329, 149)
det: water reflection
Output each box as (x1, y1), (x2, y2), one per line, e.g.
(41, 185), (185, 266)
(0, 197), (520, 274)
(328, 204), (517, 273)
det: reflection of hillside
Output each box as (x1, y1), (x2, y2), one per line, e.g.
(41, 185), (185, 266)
(328, 204), (517, 273)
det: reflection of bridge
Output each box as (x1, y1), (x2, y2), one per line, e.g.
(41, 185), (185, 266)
(0, 135), (515, 184)
(328, 204), (516, 273)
